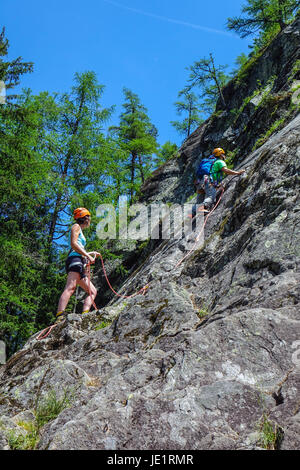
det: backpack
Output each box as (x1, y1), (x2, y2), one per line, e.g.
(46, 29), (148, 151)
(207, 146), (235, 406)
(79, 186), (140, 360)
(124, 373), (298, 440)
(196, 155), (217, 178)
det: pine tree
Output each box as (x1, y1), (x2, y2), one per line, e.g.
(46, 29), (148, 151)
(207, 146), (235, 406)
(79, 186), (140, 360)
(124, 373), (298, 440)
(0, 27), (33, 101)
(0, 28), (52, 355)
(170, 90), (203, 139)
(110, 88), (158, 203)
(226, 0), (299, 38)
(153, 141), (178, 168)
(30, 72), (115, 257)
(185, 54), (229, 113)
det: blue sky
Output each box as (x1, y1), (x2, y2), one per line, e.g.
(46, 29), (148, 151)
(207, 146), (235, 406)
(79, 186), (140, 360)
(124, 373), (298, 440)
(3, 0), (252, 146)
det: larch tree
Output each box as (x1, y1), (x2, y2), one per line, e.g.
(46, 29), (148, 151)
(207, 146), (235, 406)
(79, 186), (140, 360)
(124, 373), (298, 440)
(0, 27), (52, 355)
(171, 89), (203, 140)
(226, 0), (300, 38)
(30, 71), (115, 258)
(185, 53), (229, 113)
(110, 88), (158, 204)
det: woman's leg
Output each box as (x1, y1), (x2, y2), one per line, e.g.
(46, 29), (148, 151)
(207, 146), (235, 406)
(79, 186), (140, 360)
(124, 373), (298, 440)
(57, 271), (80, 313)
(78, 277), (98, 313)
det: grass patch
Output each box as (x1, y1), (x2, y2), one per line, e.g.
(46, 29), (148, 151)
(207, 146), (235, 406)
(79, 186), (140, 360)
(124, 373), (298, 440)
(196, 308), (210, 320)
(5, 388), (74, 450)
(6, 421), (38, 451)
(252, 117), (286, 151)
(95, 319), (111, 330)
(35, 389), (74, 430)
(257, 413), (283, 450)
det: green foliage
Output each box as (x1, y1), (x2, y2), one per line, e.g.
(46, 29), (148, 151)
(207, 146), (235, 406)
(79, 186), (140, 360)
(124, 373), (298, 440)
(224, 150), (238, 169)
(230, 53), (249, 77)
(109, 88), (159, 203)
(35, 389), (74, 430)
(289, 59), (300, 80)
(5, 388), (74, 450)
(229, 0), (298, 84)
(233, 76), (276, 121)
(0, 28), (58, 356)
(185, 53), (230, 113)
(235, 46), (267, 84)
(95, 319), (111, 330)
(250, 23), (281, 54)
(226, 0), (299, 38)
(0, 27), (122, 356)
(30, 71), (115, 251)
(170, 89), (203, 139)
(196, 308), (210, 320)
(186, 192), (197, 202)
(0, 27), (33, 95)
(257, 413), (281, 449)
(6, 421), (39, 450)
(153, 141), (178, 168)
(252, 116), (286, 150)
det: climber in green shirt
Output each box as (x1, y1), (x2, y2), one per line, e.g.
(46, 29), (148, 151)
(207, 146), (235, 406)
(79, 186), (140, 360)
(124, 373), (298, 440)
(210, 158), (227, 183)
(195, 147), (246, 214)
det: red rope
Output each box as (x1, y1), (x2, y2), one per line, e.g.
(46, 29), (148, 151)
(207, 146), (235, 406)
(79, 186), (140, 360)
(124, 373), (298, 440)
(93, 254), (149, 300)
(36, 324), (58, 340)
(174, 186), (225, 269)
(38, 188), (226, 342)
(36, 257), (149, 341)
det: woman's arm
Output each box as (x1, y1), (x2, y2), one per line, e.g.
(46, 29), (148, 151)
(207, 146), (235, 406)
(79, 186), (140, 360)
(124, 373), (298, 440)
(71, 225), (95, 262)
(87, 251), (101, 257)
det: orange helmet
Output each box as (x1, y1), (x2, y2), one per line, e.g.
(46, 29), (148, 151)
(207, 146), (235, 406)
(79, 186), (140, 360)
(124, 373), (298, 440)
(213, 148), (225, 157)
(73, 207), (91, 219)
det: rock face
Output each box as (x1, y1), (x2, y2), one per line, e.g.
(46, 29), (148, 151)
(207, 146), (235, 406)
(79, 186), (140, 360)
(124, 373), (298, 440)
(0, 21), (299, 450)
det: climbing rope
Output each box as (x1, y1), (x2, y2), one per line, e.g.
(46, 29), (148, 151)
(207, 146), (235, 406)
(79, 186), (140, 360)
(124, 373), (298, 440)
(85, 261), (99, 310)
(175, 171), (247, 269)
(36, 323), (58, 340)
(93, 253), (149, 300)
(174, 186), (225, 269)
(36, 254), (149, 341)
(36, 175), (240, 341)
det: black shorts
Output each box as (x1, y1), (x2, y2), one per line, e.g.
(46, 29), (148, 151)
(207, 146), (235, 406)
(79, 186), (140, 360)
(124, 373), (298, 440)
(65, 256), (87, 279)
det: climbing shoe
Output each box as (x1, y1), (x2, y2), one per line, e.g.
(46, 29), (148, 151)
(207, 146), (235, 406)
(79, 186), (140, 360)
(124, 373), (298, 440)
(55, 311), (67, 323)
(197, 209), (209, 215)
(196, 205), (210, 215)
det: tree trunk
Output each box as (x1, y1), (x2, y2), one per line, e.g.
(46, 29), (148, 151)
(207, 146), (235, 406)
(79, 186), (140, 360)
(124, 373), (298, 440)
(130, 152), (136, 205)
(138, 154), (145, 184)
(277, 0), (287, 31)
(209, 54), (226, 109)
(47, 91), (85, 258)
(187, 101), (192, 137)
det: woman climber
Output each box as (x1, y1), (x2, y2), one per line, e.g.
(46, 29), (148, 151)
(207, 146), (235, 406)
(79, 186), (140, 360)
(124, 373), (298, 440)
(55, 207), (100, 323)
